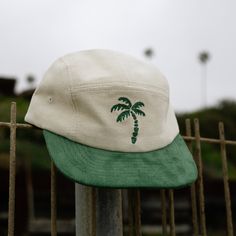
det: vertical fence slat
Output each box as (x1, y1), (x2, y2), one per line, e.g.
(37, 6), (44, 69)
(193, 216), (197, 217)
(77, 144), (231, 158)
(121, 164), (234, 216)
(219, 122), (234, 236)
(51, 162), (57, 236)
(127, 190), (133, 236)
(25, 156), (35, 220)
(8, 102), (17, 236)
(128, 189), (141, 236)
(194, 118), (207, 236)
(134, 190), (142, 236)
(185, 119), (199, 236)
(160, 189), (168, 235)
(169, 189), (176, 236)
(92, 188), (96, 236)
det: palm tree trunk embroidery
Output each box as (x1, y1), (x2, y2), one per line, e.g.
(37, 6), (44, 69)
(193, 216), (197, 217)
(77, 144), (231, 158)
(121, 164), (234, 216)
(131, 112), (139, 144)
(111, 97), (145, 144)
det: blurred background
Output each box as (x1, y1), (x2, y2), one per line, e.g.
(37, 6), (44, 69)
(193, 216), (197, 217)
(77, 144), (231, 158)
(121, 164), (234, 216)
(1, 0), (236, 235)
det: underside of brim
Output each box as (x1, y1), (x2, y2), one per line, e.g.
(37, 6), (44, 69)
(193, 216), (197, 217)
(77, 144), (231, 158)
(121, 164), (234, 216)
(43, 131), (198, 188)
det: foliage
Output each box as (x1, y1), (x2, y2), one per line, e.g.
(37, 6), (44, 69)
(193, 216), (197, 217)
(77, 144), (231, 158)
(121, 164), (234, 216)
(177, 99), (236, 180)
(0, 95), (51, 170)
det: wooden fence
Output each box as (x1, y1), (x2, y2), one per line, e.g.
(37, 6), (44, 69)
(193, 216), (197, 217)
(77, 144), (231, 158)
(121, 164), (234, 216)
(0, 102), (235, 236)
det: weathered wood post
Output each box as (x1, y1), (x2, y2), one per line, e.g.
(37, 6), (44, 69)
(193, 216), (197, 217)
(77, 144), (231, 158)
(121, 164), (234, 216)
(96, 188), (123, 236)
(75, 184), (95, 236)
(75, 184), (123, 236)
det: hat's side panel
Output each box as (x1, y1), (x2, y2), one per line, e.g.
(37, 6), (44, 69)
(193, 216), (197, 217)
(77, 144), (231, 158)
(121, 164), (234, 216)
(25, 59), (76, 138)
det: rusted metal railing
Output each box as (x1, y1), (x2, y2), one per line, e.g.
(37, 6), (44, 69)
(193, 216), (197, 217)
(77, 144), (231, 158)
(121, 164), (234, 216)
(160, 189), (168, 235)
(128, 189), (142, 236)
(194, 119), (207, 236)
(0, 102), (235, 235)
(51, 162), (57, 236)
(169, 189), (176, 236)
(219, 122), (234, 236)
(7, 102), (17, 236)
(185, 119), (199, 236)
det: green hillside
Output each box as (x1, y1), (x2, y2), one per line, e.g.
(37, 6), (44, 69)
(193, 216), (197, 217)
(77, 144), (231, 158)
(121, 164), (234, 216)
(177, 99), (236, 180)
(0, 95), (51, 170)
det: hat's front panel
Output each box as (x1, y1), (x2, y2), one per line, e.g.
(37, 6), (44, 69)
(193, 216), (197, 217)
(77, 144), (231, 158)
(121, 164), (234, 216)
(71, 86), (178, 152)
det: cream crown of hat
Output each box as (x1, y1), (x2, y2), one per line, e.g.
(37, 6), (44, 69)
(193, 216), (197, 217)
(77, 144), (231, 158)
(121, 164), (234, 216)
(25, 49), (197, 188)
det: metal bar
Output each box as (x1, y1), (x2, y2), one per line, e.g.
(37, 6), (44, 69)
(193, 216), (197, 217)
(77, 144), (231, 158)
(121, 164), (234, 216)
(91, 187), (97, 236)
(160, 189), (168, 236)
(127, 189), (142, 236)
(185, 119), (199, 236)
(182, 135), (236, 145)
(194, 118), (207, 236)
(96, 188), (123, 236)
(0, 122), (33, 129)
(1, 120), (236, 145)
(219, 122), (234, 236)
(25, 157), (35, 220)
(134, 190), (141, 236)
(75, 184), (96, 236)
(8, 102), (17, 236)
(51, 162), (57, 236)
(169, 189), (176, 236)
(127, 190), (134, 236)
(92, 188), (96, 236)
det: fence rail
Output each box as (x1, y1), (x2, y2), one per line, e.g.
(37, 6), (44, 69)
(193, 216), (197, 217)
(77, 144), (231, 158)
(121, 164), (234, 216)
(0, 102), (235, 235)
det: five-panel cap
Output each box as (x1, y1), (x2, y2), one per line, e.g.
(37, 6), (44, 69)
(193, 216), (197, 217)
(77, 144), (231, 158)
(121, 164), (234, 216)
(25, 49), (197, 188)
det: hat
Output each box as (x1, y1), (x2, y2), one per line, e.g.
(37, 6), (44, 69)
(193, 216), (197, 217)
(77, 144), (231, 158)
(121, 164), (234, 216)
(25, 49), (197, 188)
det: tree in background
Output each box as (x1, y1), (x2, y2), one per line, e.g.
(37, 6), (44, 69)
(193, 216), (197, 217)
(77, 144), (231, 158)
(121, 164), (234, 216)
(26, 74), (36, 89)
(198, 51), (211, 107)
(144, 48), (154, 60)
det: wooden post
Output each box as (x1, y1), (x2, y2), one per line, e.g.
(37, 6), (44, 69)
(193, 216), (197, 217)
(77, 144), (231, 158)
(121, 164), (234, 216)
(75, 184), (123, 236)
(75, 184), (96, 236)
(96, 188), (123, 236)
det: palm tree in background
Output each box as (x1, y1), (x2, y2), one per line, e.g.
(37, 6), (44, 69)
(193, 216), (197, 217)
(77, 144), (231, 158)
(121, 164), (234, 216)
(26, 74), (36, 90)
(111, 97), (145, 144)
(144, 48), (154, 60)
(198, 51), (210, 107)
(26, 75), (35, 84)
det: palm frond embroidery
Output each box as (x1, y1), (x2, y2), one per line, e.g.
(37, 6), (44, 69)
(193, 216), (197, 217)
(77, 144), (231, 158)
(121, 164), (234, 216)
(111, 97), (146, 144)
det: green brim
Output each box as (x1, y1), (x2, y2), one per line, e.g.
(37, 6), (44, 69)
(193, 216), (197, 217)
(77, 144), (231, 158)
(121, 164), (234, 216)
(43, 131), (197, 188)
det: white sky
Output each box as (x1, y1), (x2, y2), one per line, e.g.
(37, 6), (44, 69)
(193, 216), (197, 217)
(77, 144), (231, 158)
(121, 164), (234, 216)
(0, 0), (236, 112)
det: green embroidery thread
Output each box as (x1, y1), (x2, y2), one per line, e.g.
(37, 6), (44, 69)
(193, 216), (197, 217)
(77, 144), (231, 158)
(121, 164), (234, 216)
(111, 97), (146, 144)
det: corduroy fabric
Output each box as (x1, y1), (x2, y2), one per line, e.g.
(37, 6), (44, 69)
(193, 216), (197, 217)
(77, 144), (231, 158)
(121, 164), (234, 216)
(43, 130), (197, 188)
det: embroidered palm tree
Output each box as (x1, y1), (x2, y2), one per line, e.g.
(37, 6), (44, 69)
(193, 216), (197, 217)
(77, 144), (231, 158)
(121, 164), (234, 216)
(111, 97), (145, 144)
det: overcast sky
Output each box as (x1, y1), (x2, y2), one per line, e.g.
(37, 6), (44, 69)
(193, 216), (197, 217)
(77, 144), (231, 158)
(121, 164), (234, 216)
(1, 0), (236, 112)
